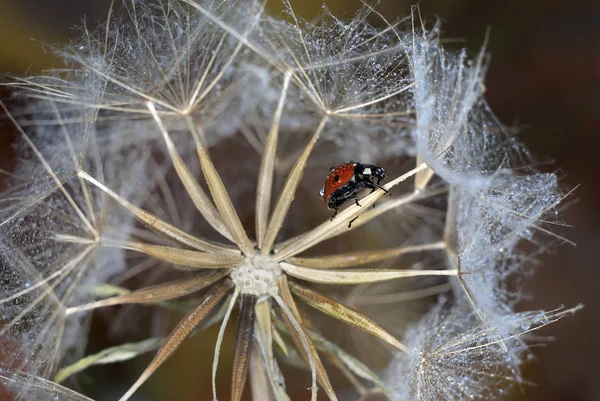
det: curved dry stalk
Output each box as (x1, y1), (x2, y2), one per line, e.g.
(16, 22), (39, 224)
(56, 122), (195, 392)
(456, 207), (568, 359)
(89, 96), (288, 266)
(249, 345), (277, 401)
(212, 286), (241, 401)
(254, 300), (291, 401)
(186, 119), (255, 257)
(54, 337), (164, 384)
(281, 263), (456, 285)
(288, 281), (408, 353)
(302, 327), (390, 396)
(118, 279), (232, 401)
(65, 271), (229, 315)
(277, 276), (337, 401)
(78, 171), (232, 253)
(147, 102), (232, 241)
(254, 301), (274, 363)
(288, 242), (445, 269)
(274, 164), (428, 261)
(256, 72), (292, 249)
(260, 117), (328, 256)
(271, 291), (318, 401)
(328, 354), (368, 397)
(112, 241), (244, 270)
(231, 294), (257, 401)
(272, 325), (289, 357)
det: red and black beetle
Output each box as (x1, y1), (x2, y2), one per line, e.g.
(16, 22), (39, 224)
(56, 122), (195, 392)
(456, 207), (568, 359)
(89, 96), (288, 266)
(319, 161), (389, 224)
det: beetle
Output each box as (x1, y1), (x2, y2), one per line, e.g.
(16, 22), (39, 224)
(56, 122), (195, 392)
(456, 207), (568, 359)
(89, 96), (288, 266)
(319, 161), (389, 226)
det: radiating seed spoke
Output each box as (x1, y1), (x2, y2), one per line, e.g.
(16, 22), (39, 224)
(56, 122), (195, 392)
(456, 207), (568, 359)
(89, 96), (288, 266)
(256, 72), (292, 249)
(273, 187), (444, 252)
(231, 294), (257, 401)
(414, 156), (435, 190)
(147, 102), (233, 241)
(331, 187), (446, 237)
(254, 300), (291, 401)
(78, 171), (233, 253)
(288, 242), (445, 269)
(261, 117), (328, 256)
(65, 271), (229, 315)
(274, 164), (428, 261)
(271, 291), (318, 401)
(288, 281), (408, 353)
(281, 263), (457, 285)
(305, 329), (390, 395)
(118, 279), (232, 401)
(254, 301), (275, 366)
(277, 276), (338, 401)
(212, 287), (240, 401)
(115, 241), (244, 270)
(187, 119), (255, 256)
(249, 345), (277, 401)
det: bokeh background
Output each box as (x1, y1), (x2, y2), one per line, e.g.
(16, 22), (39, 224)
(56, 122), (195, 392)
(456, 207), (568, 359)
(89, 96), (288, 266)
(0, 0), (598, 400)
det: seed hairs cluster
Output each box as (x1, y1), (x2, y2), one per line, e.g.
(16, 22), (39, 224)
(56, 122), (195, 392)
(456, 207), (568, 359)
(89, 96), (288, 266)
(0, 1), (578, 400)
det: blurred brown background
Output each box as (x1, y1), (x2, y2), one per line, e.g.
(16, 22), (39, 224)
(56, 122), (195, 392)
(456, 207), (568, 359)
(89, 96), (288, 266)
(0, 0), (598, 400)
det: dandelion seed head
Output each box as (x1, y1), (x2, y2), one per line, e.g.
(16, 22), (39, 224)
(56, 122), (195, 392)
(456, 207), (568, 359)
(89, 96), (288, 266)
(0, 97), (147, 396)
(386, 300), (581, 401)
(448, 172), (563, 329)
(0, 1), (578, 400)
(409, 23), (532, 190)
(256, 5), (415, 160)
(386, 299), (524, 401)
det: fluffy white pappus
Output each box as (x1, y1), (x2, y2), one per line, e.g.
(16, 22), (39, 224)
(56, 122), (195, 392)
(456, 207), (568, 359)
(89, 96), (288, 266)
(253, 4), (416, 160)
(0, 100), (148, 397)
(384, 298), (580, 401)
(12, 0), (272, 149)
(406, 17), (566, 333)
(408, 21), (538, 191)
(448, 171), (563, 330)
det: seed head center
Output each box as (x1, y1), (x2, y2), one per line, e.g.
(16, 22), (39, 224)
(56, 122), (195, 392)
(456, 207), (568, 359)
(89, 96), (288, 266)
(231, 256), (282, 297)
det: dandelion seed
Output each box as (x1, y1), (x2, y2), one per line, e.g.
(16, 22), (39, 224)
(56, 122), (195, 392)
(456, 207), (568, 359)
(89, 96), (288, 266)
(385, 299), (582, 401)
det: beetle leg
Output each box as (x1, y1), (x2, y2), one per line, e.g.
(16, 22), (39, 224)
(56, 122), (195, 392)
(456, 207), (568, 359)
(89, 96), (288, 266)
(330, 208), (339, 220)
(348, 216), (358, 228)
(365, 181), (390, 195)
(355, 198), (361, 207)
